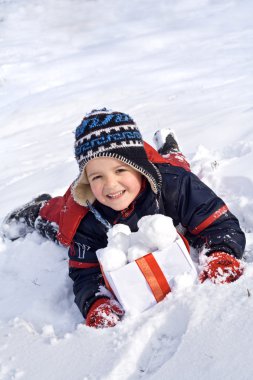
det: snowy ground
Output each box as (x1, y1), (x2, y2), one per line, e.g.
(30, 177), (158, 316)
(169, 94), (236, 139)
(0, 0), (253, 379)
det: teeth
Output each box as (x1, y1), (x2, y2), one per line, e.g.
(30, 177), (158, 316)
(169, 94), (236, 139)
(108, 190), (124, 199)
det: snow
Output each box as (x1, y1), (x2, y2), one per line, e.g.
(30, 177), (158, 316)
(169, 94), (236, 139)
(98, 215), (178, 269)
(0, 0), (253, 379)
(97, 246), (128, 272)
(135, 214), (178, 252)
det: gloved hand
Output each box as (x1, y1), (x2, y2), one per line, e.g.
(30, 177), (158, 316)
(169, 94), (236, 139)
(86, 298), (125, 328)
(199, 251), (243, 284)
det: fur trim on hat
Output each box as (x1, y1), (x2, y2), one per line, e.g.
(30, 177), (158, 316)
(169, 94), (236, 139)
(71, 177), (96, 207)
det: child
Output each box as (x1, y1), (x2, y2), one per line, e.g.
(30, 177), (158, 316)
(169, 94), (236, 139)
(2, 108), (245, 328)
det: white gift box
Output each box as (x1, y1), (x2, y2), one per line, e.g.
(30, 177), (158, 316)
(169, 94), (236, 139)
(97, 237), (197, 314)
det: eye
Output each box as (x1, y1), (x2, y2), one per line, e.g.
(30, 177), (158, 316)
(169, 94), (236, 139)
(116, 168), (127, 174)
(90, 175), (102, 181)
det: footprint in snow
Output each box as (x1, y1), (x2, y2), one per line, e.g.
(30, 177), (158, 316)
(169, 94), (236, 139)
(136, 304), (190, 377)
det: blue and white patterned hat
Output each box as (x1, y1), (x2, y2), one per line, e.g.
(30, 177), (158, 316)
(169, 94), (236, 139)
(72, 108), (162, 206)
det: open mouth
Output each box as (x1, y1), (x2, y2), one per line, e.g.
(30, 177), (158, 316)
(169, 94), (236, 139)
(107, 190), (125, 199)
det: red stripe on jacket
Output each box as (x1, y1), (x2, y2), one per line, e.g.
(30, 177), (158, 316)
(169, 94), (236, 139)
(69, 260), (100, 269)
(190, 205), (229, 235)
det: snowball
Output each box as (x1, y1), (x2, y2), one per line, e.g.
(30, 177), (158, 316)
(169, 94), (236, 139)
(97, 246), (127, 271)
(107, 224), (131, 253)
(107, 224), (131, 240)
(136, 214), (178, 251)
(128, 231), (140, 246)
(127, 244), (149, 262)
(107, 232), (130, 253)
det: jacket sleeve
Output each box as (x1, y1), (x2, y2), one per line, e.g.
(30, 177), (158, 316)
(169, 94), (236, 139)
(39, 186), (72, 226)
(68, 219), (109, 318)
(69, 265), (106, 318)
(161, 167), (246, 259)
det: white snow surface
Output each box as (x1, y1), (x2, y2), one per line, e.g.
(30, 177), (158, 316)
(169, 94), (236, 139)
(0, 0), (253, 379)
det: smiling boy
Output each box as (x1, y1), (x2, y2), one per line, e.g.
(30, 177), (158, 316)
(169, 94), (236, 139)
(2, 108), (245, 328)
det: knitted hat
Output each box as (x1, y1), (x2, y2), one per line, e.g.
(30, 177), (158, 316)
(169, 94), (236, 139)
(72, 108), (162, 206)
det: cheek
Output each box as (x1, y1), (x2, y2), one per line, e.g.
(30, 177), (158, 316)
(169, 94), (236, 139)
(125, 174), (142, 192)
(89, 182), (103, 198)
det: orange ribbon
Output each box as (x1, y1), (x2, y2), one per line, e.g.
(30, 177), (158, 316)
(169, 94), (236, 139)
(136, 253), (171, 302)
(100, 264), (114, 295)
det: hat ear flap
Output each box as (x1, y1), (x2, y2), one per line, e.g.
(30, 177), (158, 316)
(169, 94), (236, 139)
(71, 172), (96, 206)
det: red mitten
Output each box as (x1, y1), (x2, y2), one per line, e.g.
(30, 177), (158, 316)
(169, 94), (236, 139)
(86, 298), (125, 328)
(199, 252), (243, 284)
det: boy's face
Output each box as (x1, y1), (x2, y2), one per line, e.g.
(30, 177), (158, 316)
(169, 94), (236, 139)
(86, 157), (143, 211)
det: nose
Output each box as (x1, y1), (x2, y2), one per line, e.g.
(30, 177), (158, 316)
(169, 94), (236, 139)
(104, 174), (118, 189)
